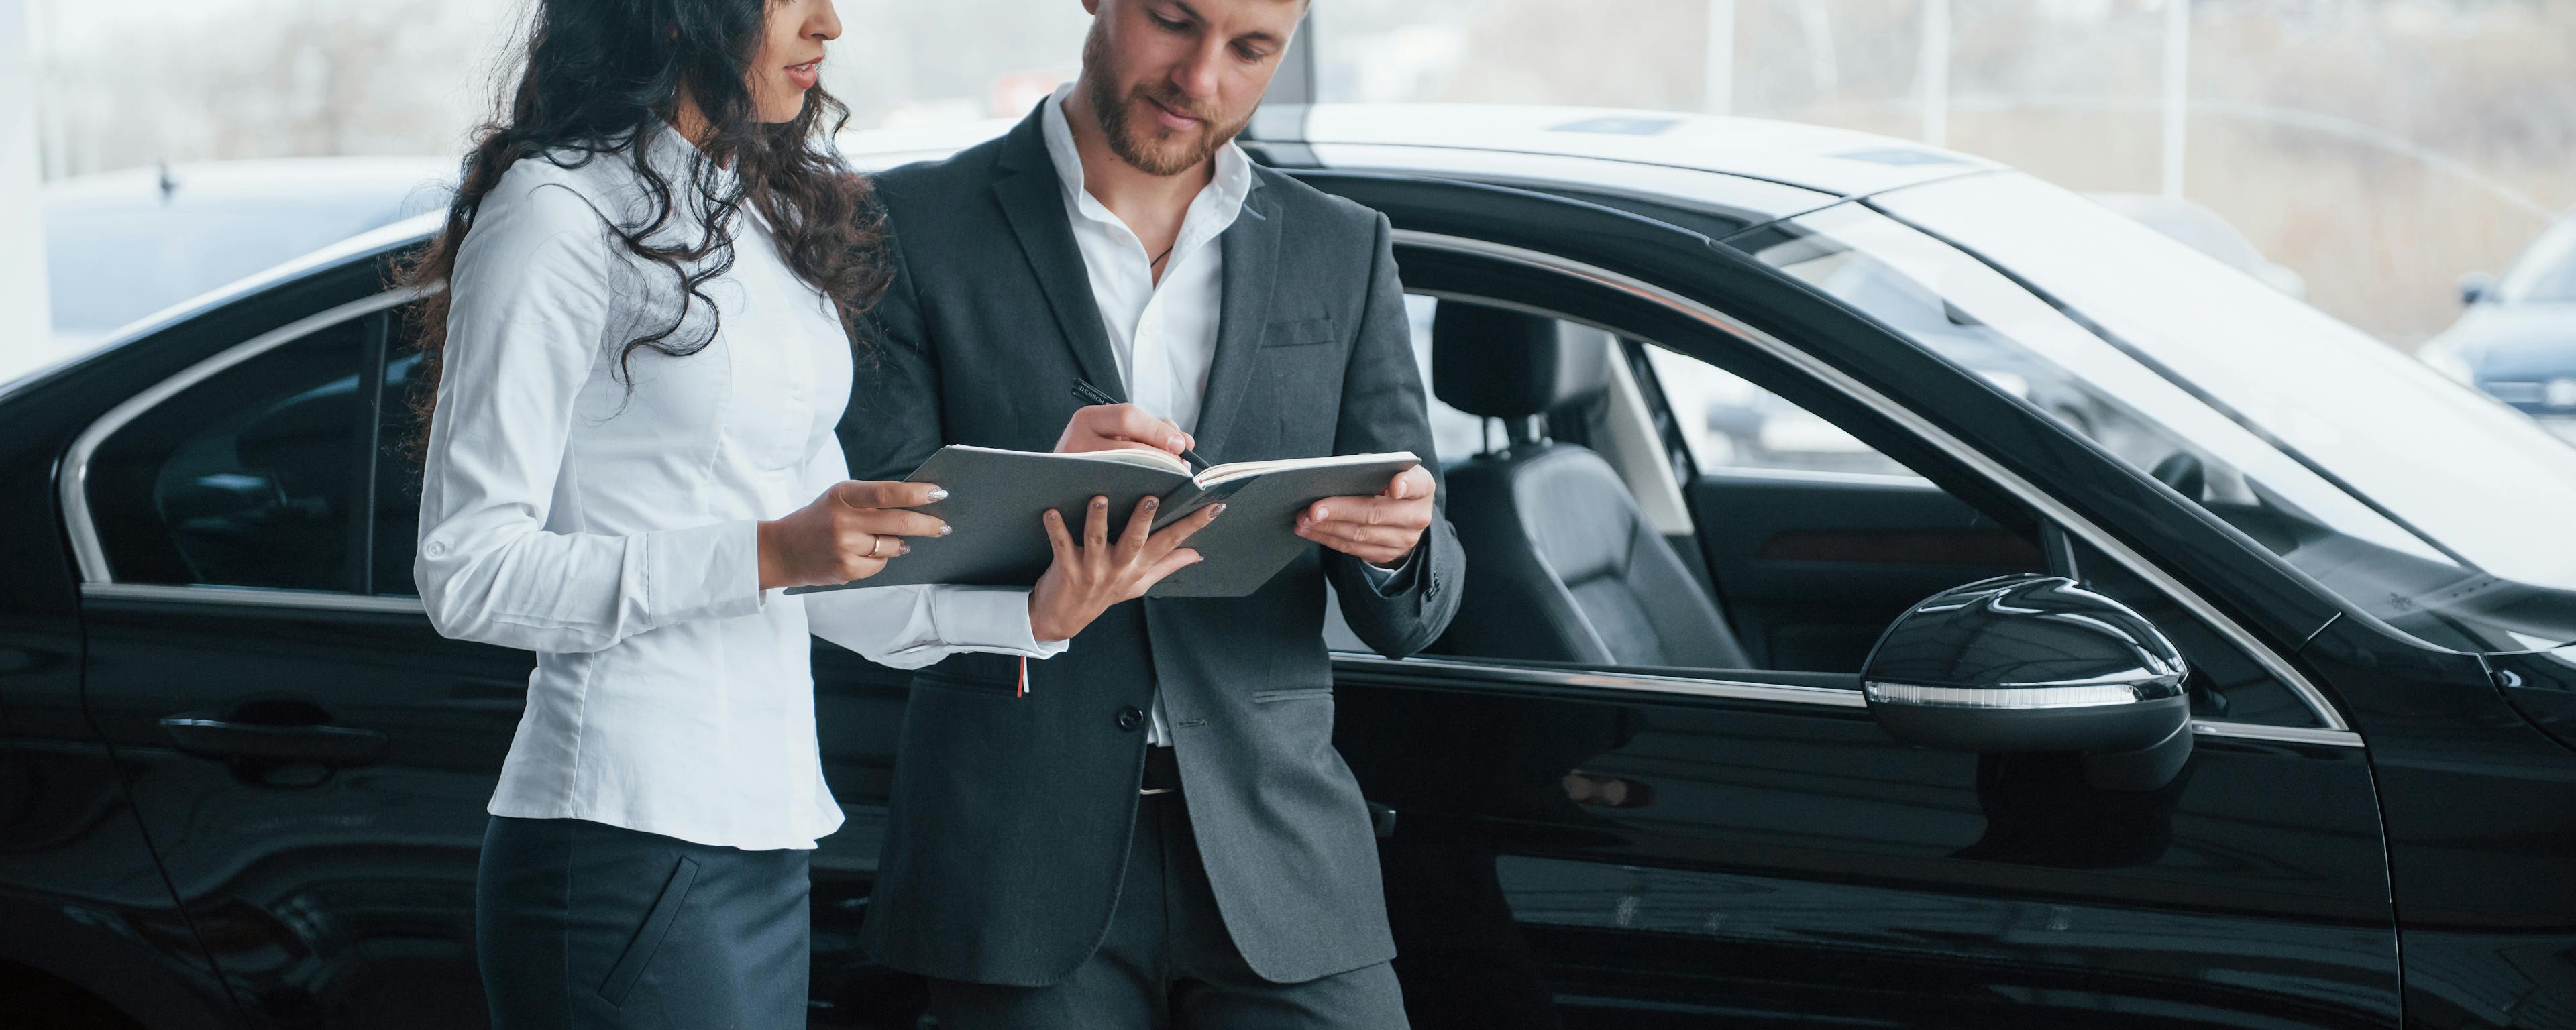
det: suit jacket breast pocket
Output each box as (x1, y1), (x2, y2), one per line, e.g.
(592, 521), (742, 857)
(1261, 315), (1336, 349)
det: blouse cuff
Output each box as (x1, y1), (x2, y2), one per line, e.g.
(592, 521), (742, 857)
(930, 587), (1071, 659)
(644, 519), (769, 626)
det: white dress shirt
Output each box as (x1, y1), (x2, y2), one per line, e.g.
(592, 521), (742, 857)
(1040, 84), (1402, 745)
(417, 124), (1063, 851)
(1042, 85), (1247, 746)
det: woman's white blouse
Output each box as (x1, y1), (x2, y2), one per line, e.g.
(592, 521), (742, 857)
(415, 126), (1062, 851)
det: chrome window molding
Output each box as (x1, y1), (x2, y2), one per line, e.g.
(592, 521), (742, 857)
(2188, 722), (2363, 748)
(83, 582), (427, 615)
(1391, 229), (2353, 735)
(1863, 681), (2162, 709)
(62, 288), (429, 587)
(1334, 652), (1868, 709)
(1333, 653), (2363, 748)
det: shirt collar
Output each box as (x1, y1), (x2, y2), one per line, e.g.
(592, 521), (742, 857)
(646, 121), (737, 189)
(1038, 80), (1254, 231)
(638, 119), (759, 231)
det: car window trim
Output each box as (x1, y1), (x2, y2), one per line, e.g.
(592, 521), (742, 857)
(1326, 652), (2359, 748)
(61, 288), (429, 587)
(1391, 227), (2354, 736)
(351, 309), (395, 595)
(83, 581), (428, 614)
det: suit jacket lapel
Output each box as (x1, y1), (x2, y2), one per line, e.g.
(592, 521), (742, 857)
(1191, 184), (1282, 462)
(989, 111), (1128, 394)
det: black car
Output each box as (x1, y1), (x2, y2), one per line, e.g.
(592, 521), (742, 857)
(7, 107), (2576, 1030)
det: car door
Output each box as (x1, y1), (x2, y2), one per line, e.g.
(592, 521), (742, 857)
(1316, 175), (2400, 1029)
(1, 357), (239, 1029)
(66, 274), (529, 1029)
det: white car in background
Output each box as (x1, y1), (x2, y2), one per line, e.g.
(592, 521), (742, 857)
(28, 157), (455, 380)
(2088, 192), (2307, 299)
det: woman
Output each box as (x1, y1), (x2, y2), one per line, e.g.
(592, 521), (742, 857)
(400, 0), (1215, 1025)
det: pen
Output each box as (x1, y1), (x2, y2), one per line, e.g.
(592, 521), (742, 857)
(1071, 378), (1211, 471)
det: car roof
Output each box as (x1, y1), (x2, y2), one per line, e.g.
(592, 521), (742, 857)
(836, 105), (2001, 228)
(1293, 104), (2003, 198)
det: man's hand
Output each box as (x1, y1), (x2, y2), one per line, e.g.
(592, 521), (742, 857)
(1294, 465), (1434, 567)
(1057, 403), (1193, 457)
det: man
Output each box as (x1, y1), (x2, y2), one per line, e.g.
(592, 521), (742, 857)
(845, 0), (1462, 1025)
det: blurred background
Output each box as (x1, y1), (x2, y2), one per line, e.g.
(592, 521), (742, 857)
(14, 0), (2575, 390)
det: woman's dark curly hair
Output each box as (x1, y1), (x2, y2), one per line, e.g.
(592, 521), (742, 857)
(396, 0), (888, 451)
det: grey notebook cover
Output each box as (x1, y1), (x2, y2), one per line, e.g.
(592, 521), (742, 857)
(786, 446), (1419, 599)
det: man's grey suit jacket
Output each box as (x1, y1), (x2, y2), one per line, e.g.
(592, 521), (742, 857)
(845, 105), (1464, 988)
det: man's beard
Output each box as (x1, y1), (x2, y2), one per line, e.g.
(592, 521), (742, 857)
(1081, 23), (1251, 176)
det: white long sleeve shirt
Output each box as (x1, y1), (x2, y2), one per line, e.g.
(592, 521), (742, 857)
(417, 124), (1063, 851)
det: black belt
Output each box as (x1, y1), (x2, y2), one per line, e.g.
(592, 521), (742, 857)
(1140, 746), (1181, 796)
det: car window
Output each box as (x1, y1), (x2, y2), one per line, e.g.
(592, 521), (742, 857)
(1392, 284), (2327, 727)
(85, 320), (374, 592)
(1639, 345), (1915, 478)
(1631, 304), (2326, 726)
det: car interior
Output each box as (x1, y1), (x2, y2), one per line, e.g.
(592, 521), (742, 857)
(1328, 291), (2051, 678)
(1421, 300), (1750, 669)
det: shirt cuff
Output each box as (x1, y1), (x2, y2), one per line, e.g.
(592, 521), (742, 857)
(1358, 545), (1421, 594)
(928, 587), (1071, 659)
(643, 519), (768, 625)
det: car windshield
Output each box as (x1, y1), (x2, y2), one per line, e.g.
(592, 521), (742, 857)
(1729, 172), (2576, 654)
(2498, 217), (2576, 304)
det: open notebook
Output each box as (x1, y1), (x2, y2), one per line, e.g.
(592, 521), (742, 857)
(786, 445), (1420, 599)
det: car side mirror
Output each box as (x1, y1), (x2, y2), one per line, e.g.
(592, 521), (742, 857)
(2459, 271), (2496, 306)
(1861, 574), (2192, 791)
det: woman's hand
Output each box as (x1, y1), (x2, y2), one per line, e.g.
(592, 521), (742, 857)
(1057, 403), (1193, 457)
(756, 481), (950, 591)
(1028, 495), (1225, 642)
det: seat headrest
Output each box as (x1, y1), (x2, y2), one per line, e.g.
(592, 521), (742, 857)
(1431, 302), (1614, 419)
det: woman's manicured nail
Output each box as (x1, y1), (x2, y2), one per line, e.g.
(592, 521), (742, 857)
(1167, 435), (1185, 451)
(1212, 504), (1228, 516)
(897, 542), (912, 555)
(926, 487), (949, 501)
(1093, 496), (1108, 509)
(937, 523), (953, 536)
(1311, 506), (1328, 521)
(1143, 497), (1159, 510)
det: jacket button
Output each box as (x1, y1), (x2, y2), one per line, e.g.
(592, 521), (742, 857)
(1116, 707), (1145, 732)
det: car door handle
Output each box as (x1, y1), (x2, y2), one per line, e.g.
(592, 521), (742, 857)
(159, 713), (389, 764)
